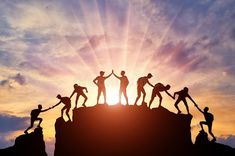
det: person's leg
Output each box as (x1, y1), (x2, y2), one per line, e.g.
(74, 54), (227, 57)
(97, 88), (101, 104)
(182, 99), (189, 114)
(24, 118), (34, 134)
(200, 121), (207, 131)
(142, 88), (146, 104)
(81, 93), (87, 107)
(103, 87), (107, 104)
(134, 86), (141, 105)
(157, 92), (162, 107)
(208, 123), (216, 141)
(66, 107), (71, 121)
(119, 89), (122, 104)
(149, 93), (155, 108)
(123, 88), (129, 105)
(37, 118), (43, 127)
(75, 94), (80, 108)
(174, 98), (181, 114)
(61, 106), (66, 117)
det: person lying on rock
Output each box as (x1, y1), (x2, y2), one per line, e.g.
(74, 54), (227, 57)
(24, 104), (51, 134)
(195, 104), (216, 142)
(173, 87), (196, 114)
(149, 83), (174, 108)
(52, 94), (72, 121)
(70, 84), (88, 108)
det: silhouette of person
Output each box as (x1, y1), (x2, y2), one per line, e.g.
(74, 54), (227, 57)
(173, 87), (196, 114)
(52, 94), (71, 121)
(134, 73), (154, 105)
(93, 71), (112, 104)
(113, 70), (129, 105)
(195, 104), (216, 142)
(149, 83), (174, 108)
(70, 84), (88, 108)
(24, 104), (51, 134)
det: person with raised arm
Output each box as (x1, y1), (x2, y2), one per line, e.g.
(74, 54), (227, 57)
(195, 104), (216, 142)
(134, 73), (154, 106)
(24, 104), (51, 134)
(113, 70), (129, 105)
(93, 71), (112, 104)
(70, 84), (88, 108)
(149, 83), (174, 108)
(173, 87), (196, 114)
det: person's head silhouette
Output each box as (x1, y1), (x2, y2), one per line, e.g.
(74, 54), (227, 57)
(121, 71), (125, 76)
(204, 107), (209, 112)
(57, 94), (62, 99)
(166, 84), (171, 90)
(184, 87), (189, 92)
(74, 84), (78, 88)
(100, 71), (105, 76)
(147, 73), (153, 79)
(38, 104), (42, 110)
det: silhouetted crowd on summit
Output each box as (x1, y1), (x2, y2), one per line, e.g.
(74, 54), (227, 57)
(24, 70), (216, 142)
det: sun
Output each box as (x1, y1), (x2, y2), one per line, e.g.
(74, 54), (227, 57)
(106, 90), (119, 105)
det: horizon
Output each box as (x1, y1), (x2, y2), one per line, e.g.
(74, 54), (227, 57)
(0, 0), (235, 155)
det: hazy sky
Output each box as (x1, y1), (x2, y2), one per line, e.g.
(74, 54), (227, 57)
(0, 0), (235, 155)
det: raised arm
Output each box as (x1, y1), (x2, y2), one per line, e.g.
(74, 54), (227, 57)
(41, 107), (52, 112)
(105, 72), (112, 79)
(113, 72), (121, 79)
(52, 101), (61, 109)
(195, 104), (203, 113)
(165, 90), (174, 99)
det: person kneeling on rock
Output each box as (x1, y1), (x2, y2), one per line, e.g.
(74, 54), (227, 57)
(195, 104), (216, 142)
(24, 104), (51, 134)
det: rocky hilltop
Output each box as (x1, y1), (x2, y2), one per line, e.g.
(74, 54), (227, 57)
(54, 104), (207, 156)
(0, 127), (47, 156)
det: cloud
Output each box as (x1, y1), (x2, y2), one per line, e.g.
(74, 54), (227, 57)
(0, 73), (27, 88)
(218, 135), (235, 148)
(0, 114), (29, 133)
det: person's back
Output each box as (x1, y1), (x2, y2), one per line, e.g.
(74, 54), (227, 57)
(204, 111), (214, 123)
(178, 89), (188, 98)
(137, 77), (148, 87)
(61, 97), (71, 106)
(153, 83), (165, 92)
(31, 109), (41, 119)
(75, 86), (84, 93)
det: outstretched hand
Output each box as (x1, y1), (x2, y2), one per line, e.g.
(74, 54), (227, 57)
(112, 69), (114, 74)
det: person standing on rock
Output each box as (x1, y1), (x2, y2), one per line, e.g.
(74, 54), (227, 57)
(113, 70), (129, 105)
(70, 84), (88, 108)
(93, 71), (112, 104)
(52, 94), (71, 121)
(134, 73), (154, 106)
(173, 87), (197, 114)
(24, 104), (51, 134)
(195, 104), (216, 142)
(149, 83), (174, 108)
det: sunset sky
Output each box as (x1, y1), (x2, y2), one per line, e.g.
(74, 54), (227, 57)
(0, 0), (235, 155)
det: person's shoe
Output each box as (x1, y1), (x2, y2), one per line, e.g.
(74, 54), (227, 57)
(82, 104), (86, 107)
(177, 111), (182, 114)
(24, 130), (28, 134)
(211, 138), (216, 142)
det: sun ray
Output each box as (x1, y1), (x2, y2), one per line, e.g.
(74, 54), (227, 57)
(41, 1), (97, 77)
(139, 4), (184, 75)
(123, 1), (131, 69)
(94, 0), (113, 69)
